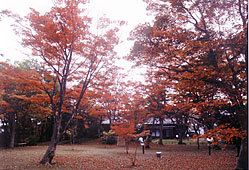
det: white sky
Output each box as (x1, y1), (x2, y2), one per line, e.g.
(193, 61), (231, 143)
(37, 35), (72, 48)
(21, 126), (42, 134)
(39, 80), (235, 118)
(0, 0), (152, 81)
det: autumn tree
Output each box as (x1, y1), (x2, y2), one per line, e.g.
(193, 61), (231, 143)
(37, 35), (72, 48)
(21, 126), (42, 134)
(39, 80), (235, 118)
(166, 104), (190, 144)
(143, 71), (169, 145)
(112, 84), (150, 166)
(126, 82), (149, 132)
(0, 62), (21, 148)
(129, 0), (247, 169)
(14, 59), (52, 145)
(145, 71), (190, 145)
(89, 68), (124, 135)
(112, 120), (136, 154)
(10, 0), (120, 164)
(112, 81), (148, 152)
(0, 60), (50, 147)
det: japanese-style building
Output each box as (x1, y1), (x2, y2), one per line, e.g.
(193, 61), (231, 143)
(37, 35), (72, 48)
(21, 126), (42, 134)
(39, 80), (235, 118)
(102, 117), (179, 139)
(145, 118), (178, 139)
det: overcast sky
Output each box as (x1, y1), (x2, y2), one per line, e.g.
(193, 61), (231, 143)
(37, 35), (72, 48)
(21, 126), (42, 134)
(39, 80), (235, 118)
(0, 0), (153, 81)
(0, 0), (152, 65)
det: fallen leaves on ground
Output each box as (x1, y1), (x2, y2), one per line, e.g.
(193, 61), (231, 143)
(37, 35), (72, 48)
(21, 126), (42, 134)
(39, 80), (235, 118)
(0, 142), (237, 170)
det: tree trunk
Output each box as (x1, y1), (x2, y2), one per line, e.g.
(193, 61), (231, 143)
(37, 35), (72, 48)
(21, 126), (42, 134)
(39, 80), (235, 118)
(98, 117), (103, 137)
(132, 141), (139, 166)
(9, 112), (16, 148)
(178, 132), (183, 144)
(40, 117), (60, 164)
(72, 118), (78, 144)
(178, 126), (185, 144)
(235, 112), (248, 170)
(109, 117), (112, 131)
(193, 124), (200, 149)
(176, 123), (186, 145)
(145, 135), (151, 149)
(159, 117), (163, 145)
(40, 135), (57, 164)
(235, 138), (248, 170)
(39, 123), (44, 142)
(125, 140), (129, 154)
(197, 137), (200, 149)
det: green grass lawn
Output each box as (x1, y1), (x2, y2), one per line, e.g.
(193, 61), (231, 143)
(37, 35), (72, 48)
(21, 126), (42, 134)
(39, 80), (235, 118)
(0, 140), (237, 170)
(152, 138), (208, 145)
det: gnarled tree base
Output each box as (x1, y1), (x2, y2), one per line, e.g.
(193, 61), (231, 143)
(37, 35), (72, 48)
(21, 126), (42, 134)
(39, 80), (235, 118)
(40, 139), (57, 164)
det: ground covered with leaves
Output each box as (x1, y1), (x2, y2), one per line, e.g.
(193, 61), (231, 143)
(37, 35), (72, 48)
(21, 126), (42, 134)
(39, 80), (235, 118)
(0, 140), (237, 170)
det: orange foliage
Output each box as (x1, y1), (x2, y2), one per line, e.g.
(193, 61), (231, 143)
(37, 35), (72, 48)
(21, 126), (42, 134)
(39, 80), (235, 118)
(129, 0), (247, 145)
(7, 0), (122, 164)
(200, 123), (247, 145)
(0, 62), (51, 118)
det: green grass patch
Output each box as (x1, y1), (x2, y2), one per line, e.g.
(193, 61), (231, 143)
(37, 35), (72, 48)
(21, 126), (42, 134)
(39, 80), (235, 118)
(152, 139), (208, 145)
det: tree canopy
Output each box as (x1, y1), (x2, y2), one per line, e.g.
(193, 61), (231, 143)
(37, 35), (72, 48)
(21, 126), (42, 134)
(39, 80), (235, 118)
(128, 0), (247, 169)
(0, 0), (247, 169)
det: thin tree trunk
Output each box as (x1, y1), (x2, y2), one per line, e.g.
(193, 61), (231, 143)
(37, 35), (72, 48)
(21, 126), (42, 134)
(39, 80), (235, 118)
(132, 141), (139, 166)
(98, 116), (103, 137)
(193, 124), (200, 149)
(10, 112), (16, 148)
(125, 140), (129, 154)
(197, 137), (200, 149)
(72, 118), (78, 144)
(178, 135), (183, 144)
(109, 117), (112, 131)
(39, 122), (45, 142)
(149, 117), (155, 145)
(178, 128), (183, 144)
(151, 117), (155, 135)
(145, 135), (151, 149)
(159, 117), (163, 145)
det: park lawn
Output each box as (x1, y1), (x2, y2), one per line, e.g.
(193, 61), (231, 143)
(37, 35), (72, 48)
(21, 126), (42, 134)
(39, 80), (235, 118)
(152, 139), (208, 145)
(0, 141), (237, 170)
